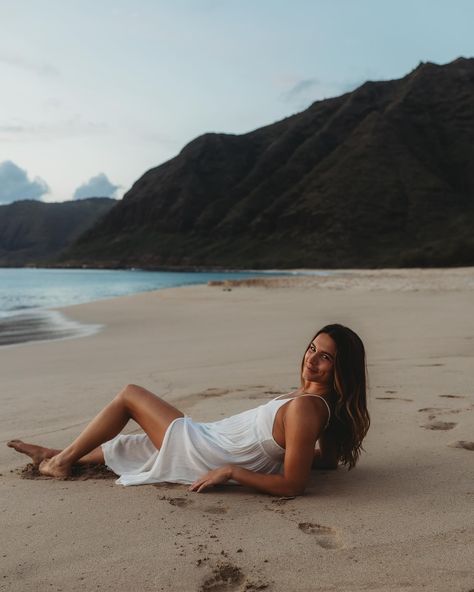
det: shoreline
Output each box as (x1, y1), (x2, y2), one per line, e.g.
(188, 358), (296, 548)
(0, 309), (102, 349)
(1, 267), (473, 348)
(0, 267), (294, 348)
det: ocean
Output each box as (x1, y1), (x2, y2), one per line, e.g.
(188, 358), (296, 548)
(0, 268), (295, 347)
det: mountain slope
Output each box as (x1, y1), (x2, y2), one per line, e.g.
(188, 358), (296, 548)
(0, 198), (116, 266)
(61, 58), (474, 268)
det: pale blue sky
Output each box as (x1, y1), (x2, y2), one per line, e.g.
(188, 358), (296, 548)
(1, 0), (473, 203)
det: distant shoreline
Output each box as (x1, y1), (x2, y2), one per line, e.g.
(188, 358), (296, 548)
(1, 263), (332, 273)
(1, 267), (472, 349)
(0, 268), (294, 348)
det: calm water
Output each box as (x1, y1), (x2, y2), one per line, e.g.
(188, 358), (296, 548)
(0, 267), (296, 347)
(0, 268), (291, 317)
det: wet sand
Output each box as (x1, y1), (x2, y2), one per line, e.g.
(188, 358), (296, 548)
(0, 309), (101, 347)
(1, 268), (473, 591)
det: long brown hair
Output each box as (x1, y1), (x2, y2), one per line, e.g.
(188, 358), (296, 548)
(300, 323), (370, 469)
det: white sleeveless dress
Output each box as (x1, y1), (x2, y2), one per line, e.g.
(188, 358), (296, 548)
(102, 393), (331, 486)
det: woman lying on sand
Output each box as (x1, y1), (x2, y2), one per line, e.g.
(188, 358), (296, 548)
(8, 323), (370, 496)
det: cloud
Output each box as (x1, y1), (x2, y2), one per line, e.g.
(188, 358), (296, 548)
(73, 173), (119, 200)
(0, 116), (108, 142)
(0, 52), (60, 78)
(280, 77), (330, 110)
(0, 160), (50, 204)
(281, 75), (373, 110)
(282, 78), (321, 102)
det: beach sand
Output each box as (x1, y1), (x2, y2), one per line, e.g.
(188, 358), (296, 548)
(1, 268), (473, 591)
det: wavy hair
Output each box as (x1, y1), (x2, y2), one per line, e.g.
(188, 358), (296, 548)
(300, 323), (370, 469)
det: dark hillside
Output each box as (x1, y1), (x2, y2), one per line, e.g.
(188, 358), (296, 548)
(0, 198), (116, 266)
(61, 58), (474, 269)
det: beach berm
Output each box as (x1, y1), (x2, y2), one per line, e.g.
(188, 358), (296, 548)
(1, 268), (473, 591)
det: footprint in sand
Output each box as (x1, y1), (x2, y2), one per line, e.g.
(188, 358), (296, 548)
(157, 494), (193, 508)
(418, 407), (448, 416)
(247, 393), (275, 400)
(199, 562), (244, 592)
(419, 407), (469, 415)
(200, 562), (268, 592)
(271, 496), (296, 505)
(264, 389), (287, 395)
(247, 386), (289, 400)
(263, 496), (297, 515)
(376, 397), (413, 402)
(203, 506), (229, 515)
(298, 522), (342, 549)
(448, 441), (474, 451)
(415, 363), (444, 367)
(202, 388), (231, 398)
(19, 463), (115, 481)
(421, 420), (457, 431)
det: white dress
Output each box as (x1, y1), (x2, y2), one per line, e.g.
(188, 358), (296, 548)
(102, 393), (331, 486)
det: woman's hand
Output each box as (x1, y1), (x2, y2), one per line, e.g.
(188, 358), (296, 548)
(189, 465), (233, 493)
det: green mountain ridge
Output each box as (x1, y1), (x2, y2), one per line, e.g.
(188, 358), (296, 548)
(60, 57), (474, 268)
(0, 198), (116, 266)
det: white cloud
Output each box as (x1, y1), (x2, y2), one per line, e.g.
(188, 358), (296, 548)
(282, 78), (321, 103)
(73, 173), (119, 200)
(0, 52), (61, 78)
(0, 160), (50, 204)
(0, 116), (109, 142)
(280, 75), (371, 110)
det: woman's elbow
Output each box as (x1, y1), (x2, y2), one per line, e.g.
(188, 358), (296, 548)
(282, 481), (307, 497)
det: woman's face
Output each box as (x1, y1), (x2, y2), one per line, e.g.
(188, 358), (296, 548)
(302, 332), (337, 387)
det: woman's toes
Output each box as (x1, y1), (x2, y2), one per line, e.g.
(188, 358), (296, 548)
(7, 441), (56, 466)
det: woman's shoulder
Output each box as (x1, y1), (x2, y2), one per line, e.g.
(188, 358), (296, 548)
(288, 394), (332, 415)
(283, 395), (330, 429)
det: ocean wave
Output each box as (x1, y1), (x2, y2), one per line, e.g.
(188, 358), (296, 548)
(0, 309), (102, 348)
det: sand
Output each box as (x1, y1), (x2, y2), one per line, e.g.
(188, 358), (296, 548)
(1, 268), (473, 591)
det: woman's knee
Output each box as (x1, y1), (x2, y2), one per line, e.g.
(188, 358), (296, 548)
(117, 383), (143, 405)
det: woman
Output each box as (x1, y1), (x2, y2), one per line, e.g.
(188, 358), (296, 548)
(7, 324), (370, 496)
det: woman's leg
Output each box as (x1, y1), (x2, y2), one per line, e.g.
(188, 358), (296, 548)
(6, 440), (104, 466)
(14, 384), (184, 478)
(7, 441), (62, 465)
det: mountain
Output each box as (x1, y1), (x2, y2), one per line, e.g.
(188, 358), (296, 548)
(61, 58), (474, 269)
(0, 198), (116, 266)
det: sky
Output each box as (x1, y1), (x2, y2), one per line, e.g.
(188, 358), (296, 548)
(1, 0), (473, 204)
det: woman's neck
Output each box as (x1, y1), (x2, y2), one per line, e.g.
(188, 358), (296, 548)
(300, 381), (331, 396)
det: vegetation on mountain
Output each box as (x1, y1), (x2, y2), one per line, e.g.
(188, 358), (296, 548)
(58, 57), (474, 268)
(0, 198), (116, 266)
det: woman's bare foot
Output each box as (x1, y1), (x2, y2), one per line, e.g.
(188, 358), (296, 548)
(7, 440), (60, 467)
(39, 455), (71, 479)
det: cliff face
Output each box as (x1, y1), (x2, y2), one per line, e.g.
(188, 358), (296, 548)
(62, 58), (474, 269)
(0, 198), (116, 266)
